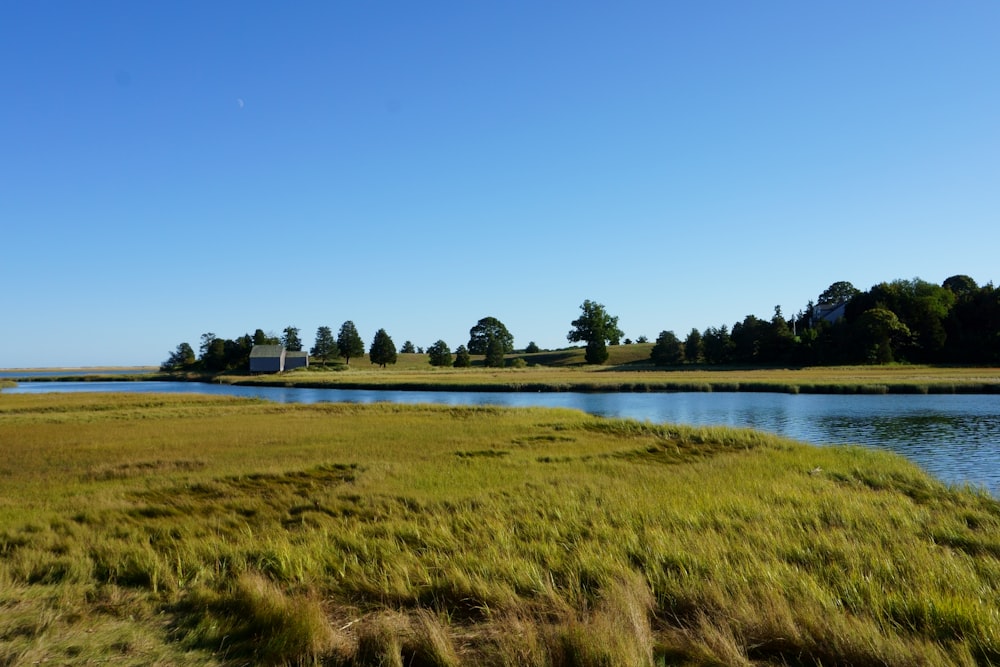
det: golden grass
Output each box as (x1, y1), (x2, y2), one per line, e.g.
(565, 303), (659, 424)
(1, 392), (999, 665)
(227, 361), (1000, 394)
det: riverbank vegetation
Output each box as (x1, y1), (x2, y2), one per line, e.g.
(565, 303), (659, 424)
(157, 275), (998, 378)
(225, 359), (1000, 395)
(653, 277), (1000, 368)
(2, 393), (998, 665)
(8, 352), (999, 395)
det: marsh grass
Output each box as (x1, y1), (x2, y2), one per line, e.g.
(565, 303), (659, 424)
(223, 363), (1000, 395)
(1, 393), (999, 665)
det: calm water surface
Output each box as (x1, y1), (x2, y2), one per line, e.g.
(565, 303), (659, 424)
(0, 369), (154, 378)
(6, 381), (999, 495)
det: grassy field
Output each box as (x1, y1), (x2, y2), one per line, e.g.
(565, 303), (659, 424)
(1, 393), (999, 665)
(6, 348), (999, 394)
(226, 351), (1000, 395)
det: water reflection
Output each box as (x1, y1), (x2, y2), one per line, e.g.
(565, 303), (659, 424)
(5, 381), (999, 495)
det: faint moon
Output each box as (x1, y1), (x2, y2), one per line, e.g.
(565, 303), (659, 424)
(237, 98), (245, 109)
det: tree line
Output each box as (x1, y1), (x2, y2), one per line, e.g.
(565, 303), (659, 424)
(650, 275), (999, 366)
(161, 302), (619, 372)
(161, 316), (531, 372)
(161, 280), (998, 371)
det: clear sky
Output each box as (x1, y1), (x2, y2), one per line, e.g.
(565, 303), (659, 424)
(2, 2), (998, 368)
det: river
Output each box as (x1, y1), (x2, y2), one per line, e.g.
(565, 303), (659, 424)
(5, 380), (999, 496)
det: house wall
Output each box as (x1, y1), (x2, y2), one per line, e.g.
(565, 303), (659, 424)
(284, 353), (308, 370)
(249, 352), (285, 373)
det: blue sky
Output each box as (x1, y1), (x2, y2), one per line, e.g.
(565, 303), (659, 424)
(2, 2), (998, 368)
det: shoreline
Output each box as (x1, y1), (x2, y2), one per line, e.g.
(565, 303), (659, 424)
(5, 364), (999, 395)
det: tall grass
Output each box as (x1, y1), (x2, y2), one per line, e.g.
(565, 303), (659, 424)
(223, 363), (1000, 394)
(1, 393), (999, 665)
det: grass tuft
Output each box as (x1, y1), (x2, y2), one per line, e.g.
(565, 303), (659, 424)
(1, 393), (998, 665)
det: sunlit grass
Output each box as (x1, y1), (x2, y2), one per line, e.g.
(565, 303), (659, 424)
(1, 393), (998, 665)
(225, 360), (1000, 394)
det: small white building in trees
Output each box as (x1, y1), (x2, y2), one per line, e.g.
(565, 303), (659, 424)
(249, 345), (309, 373)
(811, 302), (848, 327)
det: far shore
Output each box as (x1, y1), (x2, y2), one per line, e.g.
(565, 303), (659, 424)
(5, 361), (999, 395)
(0, 366), (158, 372)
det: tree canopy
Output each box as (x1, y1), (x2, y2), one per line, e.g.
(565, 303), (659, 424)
(337, 321), (365, 365)
(160, 342), (195, 371)
(650, 330), (684, 366)
(818, 281), (861, 306)
(160, 272), (999, 374)
(253, 329), (278, 346)
(568, 300), (623, 363)
(943, 274), (978, 297)
(485, 336), (505, 368)
(684, 328), (703, 364)
(310, 326), (337, 363)
(369, 329), (397, 368)
(427, 340), (452, 367)
(468, 317), (514, 355)
(281, 326), (302, 352)
(453, 345), (472, 368)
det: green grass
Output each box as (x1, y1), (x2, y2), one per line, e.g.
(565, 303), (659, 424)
(1, 393), (999, 665)
(224, 358), (1000, 395)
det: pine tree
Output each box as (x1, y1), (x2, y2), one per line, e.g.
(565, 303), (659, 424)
(281, 326), (303, 352)
(427, 340), (453, 367)
(453, 345), (472, 368)
(337, 321), (365, 365)
(485, 335), (505, 368)
(310, 326), (337, 364)
(369, 328), (397, 368)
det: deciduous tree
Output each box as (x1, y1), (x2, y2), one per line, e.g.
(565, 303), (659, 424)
(818, 281), (861, 305)
(468, 317), (514, 355)
(943, 274), (978, 297)
(650, 330), (684, 366)
(567, 300), (623, 364)
(856, 308), (911, 364)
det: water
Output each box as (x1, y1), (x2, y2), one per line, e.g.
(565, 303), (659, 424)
(0, 369), (154, 378)
(6, 381), (999, 495)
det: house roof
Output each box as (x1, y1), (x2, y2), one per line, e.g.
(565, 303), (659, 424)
(285, 350), (308, 359)
(250, 345), (284, 358)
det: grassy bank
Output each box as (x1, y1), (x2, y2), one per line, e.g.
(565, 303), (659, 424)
(225, 362), (1000, 395)
(5, 350), (999, 394)
(1, 393), (998, 665)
